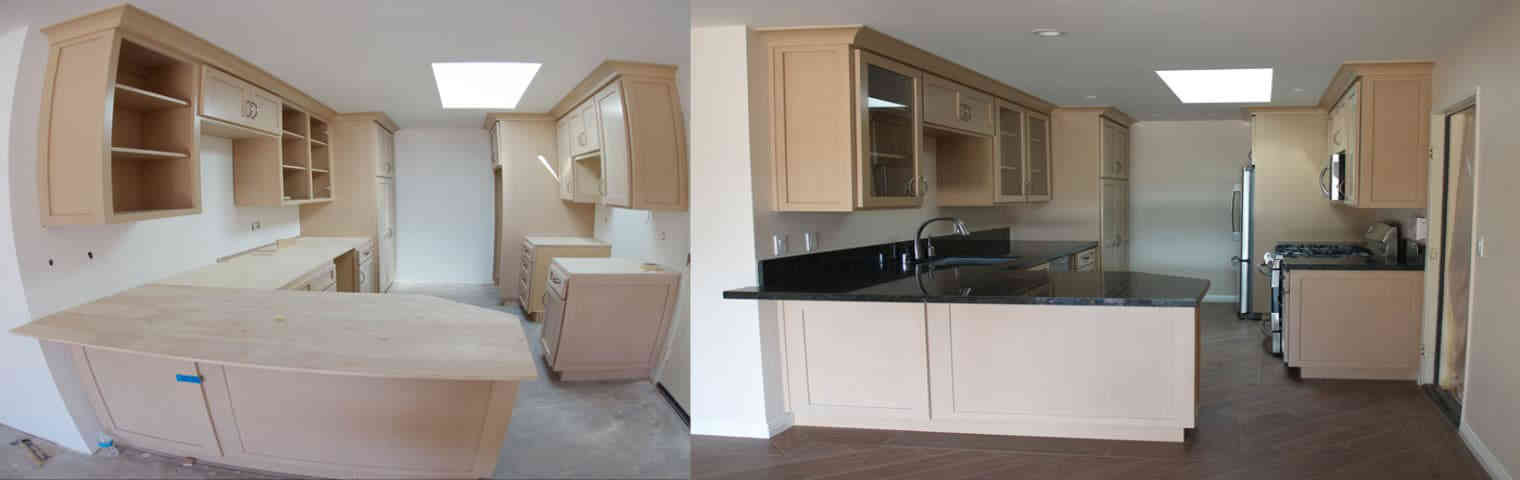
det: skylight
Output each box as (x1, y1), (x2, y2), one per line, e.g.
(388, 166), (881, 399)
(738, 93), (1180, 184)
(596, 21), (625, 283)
(431, 62), (541, 109)
(867, 97), (908, 109)
(1155, 68), (1273, 103)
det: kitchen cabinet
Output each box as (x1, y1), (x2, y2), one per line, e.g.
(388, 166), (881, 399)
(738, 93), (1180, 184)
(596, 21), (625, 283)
(781, 300), (930, 420)
(1075, 247), (1098, 272)
(300, 113), (401, 293)
(200, 66), (282, 135)
(552, 62), (688, 210)
(76, 347), (222, 458)
(1285, 270), (1422, 379)
(539, 258), (681, 381)
(938, 100), (1050, 206)
(1100, 119), (1129, 179)
(1007, 107), (1132, 253)
(1101, 178), (1129, 271)
(1319, 62), (1431, 209)
(518, 236), (612, 316)
(761, 27), (1056, 212)
(923, 74), (994, 136)
(1025, 110), (1052, 200)
(225, 105), (334, 207)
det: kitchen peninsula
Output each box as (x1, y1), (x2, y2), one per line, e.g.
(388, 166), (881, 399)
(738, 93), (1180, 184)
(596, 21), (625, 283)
(724, 233), (1208, 443)
(9, 237), (537, 478)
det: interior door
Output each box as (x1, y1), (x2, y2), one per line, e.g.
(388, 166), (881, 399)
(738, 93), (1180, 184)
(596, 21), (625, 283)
(1437, 104), (1477, 405)
(856, 50), (923, 209)
(596, 83), (631, 207)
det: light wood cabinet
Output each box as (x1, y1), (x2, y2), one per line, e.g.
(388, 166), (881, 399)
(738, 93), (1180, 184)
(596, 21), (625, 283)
(923, 74), (994, 136)
(1101, 178), (1129, 271)
(781, 300), (930, 420)
(517, 236), (611, 316)
(223, 105), (333, 207)
(300, 113), (401, 293)
(761, 27), (1056, 212)
(1100, 119), (1129, 179)
(76, 347), (221, 458)
(1319, 62), (1431, 209)
(1285, 270), (1422, 379)
(539, 258), (681, 381)
(1025, 109), (1052, 200)
(551, 62), (688, 210)
(199, 66), (281, 135)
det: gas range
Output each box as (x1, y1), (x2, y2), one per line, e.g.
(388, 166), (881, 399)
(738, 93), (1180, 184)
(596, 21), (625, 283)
(1260, 224), (1402, 359)
(1271, 243), (1371, 258)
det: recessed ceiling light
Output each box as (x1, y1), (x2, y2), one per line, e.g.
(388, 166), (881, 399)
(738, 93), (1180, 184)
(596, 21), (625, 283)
(1085, 95), (1098, 100)
(1032, 29), (1064, 37)
(431, 62), (542, 109)
(1155, 68), (1273, 103)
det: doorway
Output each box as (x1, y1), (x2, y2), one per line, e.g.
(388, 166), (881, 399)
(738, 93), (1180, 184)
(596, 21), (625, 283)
(1432, 100), (1477, 418)
(493, 166), (503, 286)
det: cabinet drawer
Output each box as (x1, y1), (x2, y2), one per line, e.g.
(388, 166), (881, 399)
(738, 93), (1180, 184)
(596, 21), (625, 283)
(199, 66), (282, 134)
(923, 74), (994, 136)
(1075, 248), (1097, 267)
(547, 263), (568, 298)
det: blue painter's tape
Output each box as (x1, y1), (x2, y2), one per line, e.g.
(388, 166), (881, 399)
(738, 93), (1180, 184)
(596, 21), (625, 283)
(175, 374), (203, 384)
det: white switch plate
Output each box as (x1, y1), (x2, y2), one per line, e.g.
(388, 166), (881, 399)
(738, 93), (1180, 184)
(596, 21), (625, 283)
(1478, 236), (1487, 257)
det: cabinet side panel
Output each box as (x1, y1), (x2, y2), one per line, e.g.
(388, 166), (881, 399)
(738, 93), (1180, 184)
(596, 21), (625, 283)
(623, 77), (688, 210)
(42, 33), (115, 221)
(771, 45), (853, 210)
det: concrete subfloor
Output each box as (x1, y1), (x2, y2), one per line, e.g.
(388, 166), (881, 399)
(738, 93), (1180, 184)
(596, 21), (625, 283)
(2, 283), (688, 479)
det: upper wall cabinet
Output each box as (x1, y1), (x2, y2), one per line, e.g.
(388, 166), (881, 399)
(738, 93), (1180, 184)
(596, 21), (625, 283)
(1319, 62), (1431, 209)
(1100, 118), (1130, 180)
(761, 26), (1056, 212)
(937, 99), (1050, 206)
(551, 61), (688, 211)
(36, 5), (340, 225)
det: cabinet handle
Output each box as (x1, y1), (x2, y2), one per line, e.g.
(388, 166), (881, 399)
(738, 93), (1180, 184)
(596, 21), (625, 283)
(249, 101), (258, 119)
(920, 177), (928, 197)
(904, 176), (917, 197)
(959, 103), (971, 121)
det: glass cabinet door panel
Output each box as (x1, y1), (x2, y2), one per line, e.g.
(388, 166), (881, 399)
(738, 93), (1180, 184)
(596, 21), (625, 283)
(860, 53), (920, 204)
(998, 106), (1024, 198)
(1026, 113), (1050, 198)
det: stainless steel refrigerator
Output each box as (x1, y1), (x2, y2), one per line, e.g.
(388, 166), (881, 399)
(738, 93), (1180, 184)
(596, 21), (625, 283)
(1230, 162), (1255, 319)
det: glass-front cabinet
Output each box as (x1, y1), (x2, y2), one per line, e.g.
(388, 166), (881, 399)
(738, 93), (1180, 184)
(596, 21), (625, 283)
(1025, 111), (1052, 200)
(856, 50), (923, 209)
(995, 104), (1025, 201)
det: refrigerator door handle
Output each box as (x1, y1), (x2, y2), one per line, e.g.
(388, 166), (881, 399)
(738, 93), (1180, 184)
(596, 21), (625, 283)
(1231, 190), (1241, 234)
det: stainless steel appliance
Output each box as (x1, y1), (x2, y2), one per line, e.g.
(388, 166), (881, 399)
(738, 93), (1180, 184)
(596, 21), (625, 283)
(1261, 223), (1401, 357)
(1230, 162), (1256, 319)
(1322, 151), (1347, 201)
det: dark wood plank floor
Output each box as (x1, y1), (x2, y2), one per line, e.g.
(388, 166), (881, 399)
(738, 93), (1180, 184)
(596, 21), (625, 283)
(692, 303), (1489, 480)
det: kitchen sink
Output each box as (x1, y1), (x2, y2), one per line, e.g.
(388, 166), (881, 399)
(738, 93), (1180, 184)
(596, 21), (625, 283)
(922, 257), (1017, 267)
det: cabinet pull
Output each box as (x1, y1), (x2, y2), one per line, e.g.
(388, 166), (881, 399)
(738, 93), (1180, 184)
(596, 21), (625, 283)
(248, 101), (258, 119)
(958, 103), (971, 121)
(904, 176), (917, 196)
(175, 374), (203, 384)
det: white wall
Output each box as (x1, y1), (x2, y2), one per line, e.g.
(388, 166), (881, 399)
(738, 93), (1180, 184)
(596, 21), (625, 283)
(393, 128), (495, 284)
(1128, 121), (1251, 299)
(3, 8), (304, 450)
(1432, 2), (1520, 478)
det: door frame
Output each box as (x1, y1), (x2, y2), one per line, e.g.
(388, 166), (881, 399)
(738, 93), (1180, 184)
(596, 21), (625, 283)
(1421, 94), (1480, 422)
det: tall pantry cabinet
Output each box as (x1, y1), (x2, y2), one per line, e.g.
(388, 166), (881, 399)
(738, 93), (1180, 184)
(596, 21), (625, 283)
(300, 113), (399, 293)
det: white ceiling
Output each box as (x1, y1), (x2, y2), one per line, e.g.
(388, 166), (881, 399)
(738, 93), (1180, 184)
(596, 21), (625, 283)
(13, 0), (690, 128)
(694, 0), (1500, 120)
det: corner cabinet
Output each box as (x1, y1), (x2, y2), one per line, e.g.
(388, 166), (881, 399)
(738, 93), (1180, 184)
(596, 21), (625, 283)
(552, 62), (688, 211)
(1320, 62), (1431, 209)
(762, 26), (1058, 212)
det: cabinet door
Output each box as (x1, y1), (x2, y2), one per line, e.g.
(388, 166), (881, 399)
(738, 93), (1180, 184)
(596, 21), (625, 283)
(781, 301), (929, 420)
(540, 287), (567, 366)
(597, 83), (631, 207)
(995, 104), (1025, 202)
(579, 102), (602, 154)
(1100, 120), (1128, 179)
(922, 74), (959, 130)
(557, 116), (573, 199)
(1288, 270), (1421, 378)
(78, 347), (221, 458)
(377, 177), (396, 292)
(1101, 179), (1128, 270)
(1025, 112), (1052, 200)
(856, 50), (923, 209)
(244, 85), (282, 134)
(200, 66), (247, 126)
(376, 124), (396, 177)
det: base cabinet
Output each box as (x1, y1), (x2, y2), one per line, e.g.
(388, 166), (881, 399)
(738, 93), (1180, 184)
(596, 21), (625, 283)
(69, 344), (517, 479)
(1286, 270), (1422, 379)
(777, 300), (1196, 442)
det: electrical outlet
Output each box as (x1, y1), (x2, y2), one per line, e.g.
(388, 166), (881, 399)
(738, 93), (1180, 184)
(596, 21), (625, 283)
(772, 234), (788, 256)
(803, 232), (818, 252)
(1478, 236), (1487, 257)
(251, 221), (261, 231)
(658, 231), (668, 241)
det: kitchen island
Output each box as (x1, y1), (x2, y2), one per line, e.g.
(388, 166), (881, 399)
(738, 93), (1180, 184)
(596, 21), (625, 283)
(724, 239), (1209, 443)
(11, 244), (537, 478)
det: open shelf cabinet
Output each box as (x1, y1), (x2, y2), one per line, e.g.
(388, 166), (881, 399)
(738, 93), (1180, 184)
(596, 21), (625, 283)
(217, 104), (334, 206)
(38, 31), (201, 225)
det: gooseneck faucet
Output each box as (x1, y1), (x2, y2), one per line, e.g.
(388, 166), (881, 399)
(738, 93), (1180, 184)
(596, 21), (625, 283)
(914, 217), (970, 262)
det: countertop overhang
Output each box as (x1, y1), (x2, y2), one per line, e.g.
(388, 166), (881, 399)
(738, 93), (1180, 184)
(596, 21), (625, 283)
(10, 284), (539, 382)
(725, 270), (1210, 307)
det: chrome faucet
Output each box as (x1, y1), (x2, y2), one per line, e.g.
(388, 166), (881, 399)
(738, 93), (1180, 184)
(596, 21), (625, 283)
(913, 217), (970, 262)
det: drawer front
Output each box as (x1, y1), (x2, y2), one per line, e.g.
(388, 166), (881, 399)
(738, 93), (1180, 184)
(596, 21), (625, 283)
(244, 85), (282, 134)
(547, 263), (568, 298)
(200, 66), (247, 126)
(1075, 248), (1097, 267)
(957, 89), (995, 136)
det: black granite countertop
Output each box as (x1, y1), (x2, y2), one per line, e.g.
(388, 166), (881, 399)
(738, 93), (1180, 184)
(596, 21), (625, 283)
(725, 230), (1208, 306)
(1281, 256), (1425, 271)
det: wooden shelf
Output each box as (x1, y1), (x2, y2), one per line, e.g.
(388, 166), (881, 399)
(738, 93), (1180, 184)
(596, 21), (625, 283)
(110, 146), (187, 159)
(114, 84), (188, 111)
(310, 138), (328, 147)
(282, 130), (305, 140)
(310, 168), (329, 173)
(282, 164), (306, 170)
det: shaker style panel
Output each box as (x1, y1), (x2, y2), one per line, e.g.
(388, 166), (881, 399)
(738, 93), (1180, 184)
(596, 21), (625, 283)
(856, 50), (924, 209)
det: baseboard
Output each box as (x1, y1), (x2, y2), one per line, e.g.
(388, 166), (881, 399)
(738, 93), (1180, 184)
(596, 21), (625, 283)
(1203, 294), (1238, 303)
(768, 412), (795, 437)
(1460, 421), (1515, 480)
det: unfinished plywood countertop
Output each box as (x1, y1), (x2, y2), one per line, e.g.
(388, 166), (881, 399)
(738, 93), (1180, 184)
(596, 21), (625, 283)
(10, 284), (537, 382)
(155, 236), (371, 289)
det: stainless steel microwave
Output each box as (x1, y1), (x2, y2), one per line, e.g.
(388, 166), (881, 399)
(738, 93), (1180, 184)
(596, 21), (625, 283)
(1321, 151), (1346, 201)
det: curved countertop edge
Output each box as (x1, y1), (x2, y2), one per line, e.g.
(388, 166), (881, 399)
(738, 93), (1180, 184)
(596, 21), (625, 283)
(10, 284), (539, 383)
(722, 289), (1207, 307)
